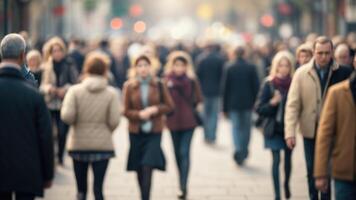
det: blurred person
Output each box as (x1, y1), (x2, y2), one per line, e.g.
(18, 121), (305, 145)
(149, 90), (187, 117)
(141, 44), (162, 76)
(331, 35), (346, 49)
(256, 51), (295, 200)
(123, 55), (174, 200)
(295, 43), (313, 68)
(99, 39), (118, 87)
(61, 52), (121, 200)
(111, 38), (131, 89)
(334, 43), (353, 68)
(285, 36), (352, 200)
(314, 70), (356, 200)
(165, 51), (203, 199)
(40, 37), (79, 165)
(223, 46), (260, 165)
(68, 38), (86, 73)
(195, 44), (225, 144)
(19, 30), (31, 53)
(0, 33), (54, 200)
(26, 49), (43, 84)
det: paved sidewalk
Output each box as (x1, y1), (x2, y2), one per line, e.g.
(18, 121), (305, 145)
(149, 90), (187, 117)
(39, 117), (309, 200)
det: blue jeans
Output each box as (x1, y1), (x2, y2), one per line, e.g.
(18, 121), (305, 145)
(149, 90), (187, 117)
(171, 129), (194, 191)
(303, 138), (331, 200)
(203, 97), (219, 142)
(334, 179), (356, 200)
(229, 110), (252, 160)
(51, 110), (69, 163)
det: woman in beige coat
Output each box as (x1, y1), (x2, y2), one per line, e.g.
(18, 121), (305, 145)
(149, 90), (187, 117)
(61, 52), (121, 200)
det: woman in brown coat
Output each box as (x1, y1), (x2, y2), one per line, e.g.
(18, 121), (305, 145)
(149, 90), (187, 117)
(164, 51), (203, 199)
(123, 55), (174, 200)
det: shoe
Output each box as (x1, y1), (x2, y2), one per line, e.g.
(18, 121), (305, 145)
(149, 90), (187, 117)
(284, 183), (291, 199)
(233, 152), (244, 166)
(178, 189), (187, 200)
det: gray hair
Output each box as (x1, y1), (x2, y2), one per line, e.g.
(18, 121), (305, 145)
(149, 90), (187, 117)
(0, 33), (26, 59)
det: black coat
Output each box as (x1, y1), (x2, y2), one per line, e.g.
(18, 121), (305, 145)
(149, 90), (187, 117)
(223, 58), (260, 112)
(196, 52), (225, 97)
(0, 67), (54, 197)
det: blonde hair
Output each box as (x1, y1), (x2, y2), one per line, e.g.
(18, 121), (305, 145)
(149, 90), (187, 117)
(26, 49), (42, 64)
(127, 54), (156, 79)
(164, 51), (196, 79)
(269, 51), (295, 78)
(296, 43), (313, 58)
(82, 51), (110, 77)
(42, 37), (66, 62)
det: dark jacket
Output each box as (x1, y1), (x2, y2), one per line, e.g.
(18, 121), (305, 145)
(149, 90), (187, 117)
(223, 58), (260, 112)
(166, 74), (203, 131)
(0, 67), (54, 197)
(196, 51), (225, 97)
(123, 77), (175, 134)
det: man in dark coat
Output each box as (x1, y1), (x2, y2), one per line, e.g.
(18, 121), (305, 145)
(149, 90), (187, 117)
(0, 33), (54, 200)
(196, 44), (225, 144)
(223, 46), (260, 165)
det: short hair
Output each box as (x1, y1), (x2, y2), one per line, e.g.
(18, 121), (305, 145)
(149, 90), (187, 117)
(296, 43), (313, 58)
(0, 33), (26, 59)
(313, 36), (333, 50)
(82, 51), (110, 76)
(234, 46), (245, 58)
(26, 50), (42, 63)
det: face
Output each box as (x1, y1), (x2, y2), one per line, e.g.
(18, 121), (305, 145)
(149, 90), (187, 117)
(314, 42), (333, 68)
(136, 59), (151, 78)
(172, 59), (187, 76)
(51, 45), (64, 62)
(276, 58), (291, 77)
(336, 50), (351, 66)
(298, 51), (312, 65)
(27, 57), (40, 70)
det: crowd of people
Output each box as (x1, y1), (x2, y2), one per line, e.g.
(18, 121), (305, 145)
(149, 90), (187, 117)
(0, 31), (355, 200)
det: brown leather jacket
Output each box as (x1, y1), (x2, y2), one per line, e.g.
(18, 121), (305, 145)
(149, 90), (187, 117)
(123, 78), (174, 134)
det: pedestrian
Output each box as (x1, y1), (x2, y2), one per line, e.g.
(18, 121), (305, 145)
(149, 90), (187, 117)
(40, 37), (79, 165)
(223, 46), (260, 165)
(334, 43), (353, 68)
(0, 33), (54, 200)
(196, 44), (225, 144)
(61, 51), (121, 200)
(295, 43), (313, 68)
(26, 49), (43, 84)
(123, 55), (174, 200)
(284, 36), (352, 200)
(165, 51), (203, 199)
(314, 70), (356, 200)
(256, 51), (295, 200)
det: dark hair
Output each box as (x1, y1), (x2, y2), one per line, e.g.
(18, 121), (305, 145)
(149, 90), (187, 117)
(135, 55), (151, 66)
(235, 46), (245, 58)
(83, 52), (110, 76)
(173, 56), (188, 65)
(313, 36), (333, 50)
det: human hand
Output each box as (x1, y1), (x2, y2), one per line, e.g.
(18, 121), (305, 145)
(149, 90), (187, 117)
(139, 110), (151, 120)
(43, 180), (52, 189)
(269, 90), (282, 106)
(56, 88), (66, 99)
(286, 137), (296, 149)
(315, 178), (328, 193)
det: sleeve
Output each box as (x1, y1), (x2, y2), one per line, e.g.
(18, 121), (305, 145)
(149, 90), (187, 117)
(222, 66), (231, 113)
(314, 87), (337, 178)
(155, 81), (175, 115)
(193, 79), (204, 104)
(39, 65), (53, 94)
(36, 95), (54, 182)
(122, 82), (141, 121)
(255, 80), (277, 117)
(284, 71), (302, 139)
(60, 87), (77, 125)
(107, 89), (122, 132)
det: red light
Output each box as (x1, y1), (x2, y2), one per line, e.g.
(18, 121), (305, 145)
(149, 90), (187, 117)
(111, 18), (123, 30)
(130, 4), (143, 17)
(260, 14), (274, 28)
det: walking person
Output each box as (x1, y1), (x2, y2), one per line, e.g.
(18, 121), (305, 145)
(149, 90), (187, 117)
(256, 51), (295, 200)
(0, 33), (54, 200)
(285, 36), (352, 200)
(196, 44), (225, 144)
(40, 37), (79, 165)
(123, 55), (174, 200)
(26, 49), (43, 84)
(165, 51), (203, 199)
(61, 52), (121, 200)
(223, 46), (260, 165)
(314, 70), (356, 200)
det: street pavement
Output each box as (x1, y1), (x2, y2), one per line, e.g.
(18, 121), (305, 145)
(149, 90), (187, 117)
(39, 117), (309, 200)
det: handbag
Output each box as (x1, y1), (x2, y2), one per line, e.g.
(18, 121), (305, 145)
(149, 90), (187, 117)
(263, 117), (276, 138)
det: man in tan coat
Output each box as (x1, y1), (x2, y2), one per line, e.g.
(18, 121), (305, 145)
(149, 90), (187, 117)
(314, 71), (356, 200)
(284, 36), (352, 200)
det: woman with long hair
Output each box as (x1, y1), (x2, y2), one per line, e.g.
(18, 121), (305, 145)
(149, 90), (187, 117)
(256, 51), (295, 200)
(123, 55), (174, 200)
(164, 51), (203, 199)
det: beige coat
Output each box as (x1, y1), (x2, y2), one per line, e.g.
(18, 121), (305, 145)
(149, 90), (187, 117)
(61, 76), (121, 151)
(284, 59), (341, 139)
(314, 80), (356, 181)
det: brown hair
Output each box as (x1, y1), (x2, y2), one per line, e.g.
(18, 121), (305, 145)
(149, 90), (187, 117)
(296, 43), (313, 58)
(313, 36), (333, 50)
(82, 51), (110, 77)
(134, 55), (151, 66)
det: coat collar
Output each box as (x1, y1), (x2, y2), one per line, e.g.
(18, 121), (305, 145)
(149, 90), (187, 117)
(131, 77), (159, 89)
(306, 58), (339, 73)
(0, 67), (24, 80)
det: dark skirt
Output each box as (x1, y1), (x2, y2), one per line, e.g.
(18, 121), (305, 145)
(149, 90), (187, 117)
(264, 132), (287, 150)
(127, 132), (166, 171)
